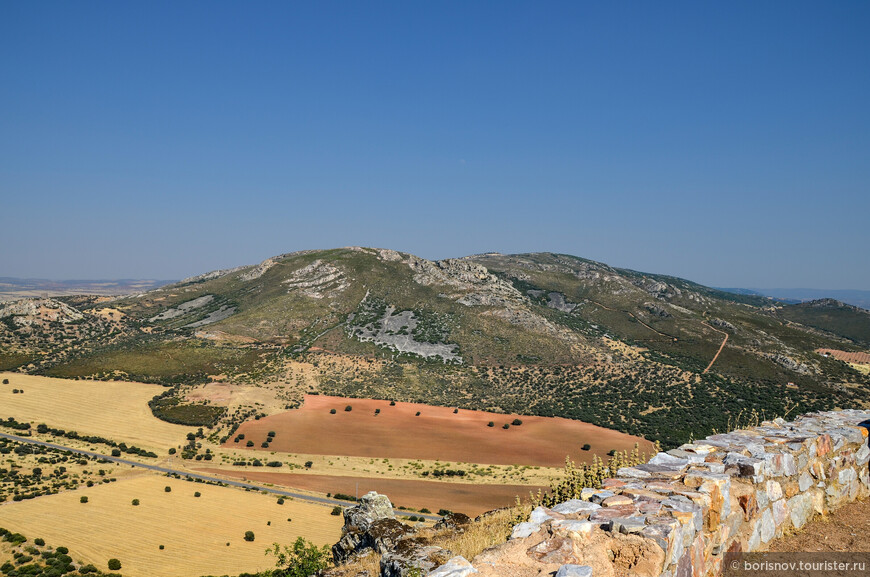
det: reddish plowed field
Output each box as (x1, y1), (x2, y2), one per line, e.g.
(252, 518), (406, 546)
(817, 349), (870, 364)
(224, 395), (653, 467)
(198, 468), (543, 515)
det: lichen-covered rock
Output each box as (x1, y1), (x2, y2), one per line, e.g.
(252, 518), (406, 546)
(427, 556), (478, 577)
(332, 492), (415, 564)
(434, 512), (473, 532)
(381, 538), (453, 577)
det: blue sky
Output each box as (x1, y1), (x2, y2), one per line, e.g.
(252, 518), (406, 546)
(1, 1), (868, 289)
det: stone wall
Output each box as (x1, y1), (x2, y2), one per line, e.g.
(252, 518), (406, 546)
(433, 409), (870, 577)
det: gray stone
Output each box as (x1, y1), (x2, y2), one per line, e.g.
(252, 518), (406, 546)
(766, 480), (783, 501)
(799, 471), (813, 492)
(857, 444), (870, 466)
(555, 565), (593, 577)
(529, 506), (554, 524)
(427, 556), (478, 577)
(760, 508), (775, 543)
(788, 493), (814, 529)
(381, 541), (453, 577)
(839, 467), (857, 485)
(617, 466), (651, 479)
(551, 500), (602, 515)
(613, 517), (646, 534)
(510, 522), (540, 539)
(649, 452), (691, 468)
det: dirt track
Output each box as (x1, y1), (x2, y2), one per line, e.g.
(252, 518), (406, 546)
(702, 323), (729, 373)
(225, 395), (654, 467)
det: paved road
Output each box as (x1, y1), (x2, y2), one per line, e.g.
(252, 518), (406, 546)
(0, 431), (441, 521)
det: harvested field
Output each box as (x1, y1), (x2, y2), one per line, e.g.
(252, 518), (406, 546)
(817, 348), (870, 365)
(0, 373), (189, 451)
(0, 474), (343, 577)
(225, 395), (653, 467)
(199, 468), (542, 516)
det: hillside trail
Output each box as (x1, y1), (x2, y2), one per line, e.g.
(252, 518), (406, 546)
(701, 322), (729, 373)
(590, 300), (677, 340)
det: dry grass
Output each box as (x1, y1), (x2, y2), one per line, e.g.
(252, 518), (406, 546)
(0, 372), (189, 451)
(0, 473), (343, 577)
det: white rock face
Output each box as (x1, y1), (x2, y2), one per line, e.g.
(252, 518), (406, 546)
(428, 556), (478, 577)
(148, 295), (214, 321)
(282, 260), (348, 298)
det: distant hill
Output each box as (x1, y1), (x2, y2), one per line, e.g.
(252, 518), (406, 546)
(717, 287), (870, 310)
(1, 248), (868, 447)
(0, 277), (175, 302)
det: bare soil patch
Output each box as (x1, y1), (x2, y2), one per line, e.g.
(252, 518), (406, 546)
(198, 468), (541, 516)
(224, 395), (653, 467)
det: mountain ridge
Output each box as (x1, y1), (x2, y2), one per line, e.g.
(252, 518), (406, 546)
(1, 247), (868, 447)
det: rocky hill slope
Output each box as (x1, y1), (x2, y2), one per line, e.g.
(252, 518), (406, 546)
(1, 248), (868, 447)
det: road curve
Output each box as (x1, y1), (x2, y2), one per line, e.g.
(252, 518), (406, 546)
(0, 431), (440, 521)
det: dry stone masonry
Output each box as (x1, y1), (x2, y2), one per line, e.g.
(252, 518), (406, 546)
(432, 409), (870, 577)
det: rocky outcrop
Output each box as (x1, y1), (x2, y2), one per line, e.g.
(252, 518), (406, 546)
(426, 409), (870, 577)
(332, 492), (416, 564)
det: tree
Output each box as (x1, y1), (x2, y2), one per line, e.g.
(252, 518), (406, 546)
(111, 449), (121, 457)
(266, 537), (330, 577)
(329, 409), (336, 414)
(304, 461), (313, 469)
(2, 379), (8, 384)
(502, 423), (510, 429)
(344, 405), (352, 412)
(582, 444), (592, 451)
(244, 531), (255, 542)
(80, 496), (88, 503)
(107, 558), (121, 570)
(165, 486), (172, 492)
(487, 421), (494, 427)
(194, 492), (201, 498)
(511, 419), (523, 426)
(132, 499), (140, 506)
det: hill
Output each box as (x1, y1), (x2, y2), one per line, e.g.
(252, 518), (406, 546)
(1, 247), (868, 447)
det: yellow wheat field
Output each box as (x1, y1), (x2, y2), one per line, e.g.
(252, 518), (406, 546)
(0, 474), (343, 577)
(0, 373), (190, 451)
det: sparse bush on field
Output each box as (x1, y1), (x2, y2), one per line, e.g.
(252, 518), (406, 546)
(80, 496), (88, 503)
(108, 558), (121, 570)
(246, 440), (254, 447)
(487, 421), (494, 427)
(304, 461), (313, 468)
(168, 448), (176, 455)
(277, 498), (285, 505)
(582, 443), (591, 451)
(415, 411), (421, 416)
(111, 449), (121, 457)
(374, 408), (380, 415)
(502, 423), (510, 429)
(132, 499), (140, 506)
(194, 492), (201, 497)
(330, 506), (342, 516)
(329, 408), (336, 414)
(511, 418), (523, 426)
(244, 530), (255, 542)
(344, 405), (352, 412)
(2, 379), (8, 385)
(389, 400), (396, 406)
(34, 538), (44, 546)
(437, 509), (452, 516)
(453, 408), (458, 414)
(164, 486), (171, 492)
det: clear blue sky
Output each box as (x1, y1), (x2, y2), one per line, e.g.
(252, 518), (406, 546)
(2, 1), (868, 289)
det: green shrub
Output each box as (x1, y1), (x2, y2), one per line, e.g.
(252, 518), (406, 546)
(107, 558), (121, 570)
(502, 423), (510, 429)
(344, 405), (352, 412)
(159, 545), (164, 550)
(277, 498), (285, 505)
(132, 499), (140, 506)
(330, 506), (342, 516)
(329, 409), (336, 414)
(415, 411), (421, 416)
(265, 537), (330, 577)
(34, 538), (44, 546)
(194, 492), (201, 498)
(511, 418), (523, 426)
(80, 496), (88, 503)
(111, 449), (121, 457)
(304, 461), (313, 469)
(164, 486), (171, 492)
(487, 421), (494, 427)
(244, 531), (255, 542)
(581, 444), (591, 451)
(168, 448), (176, 455)
(246, 441), (254, 447)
